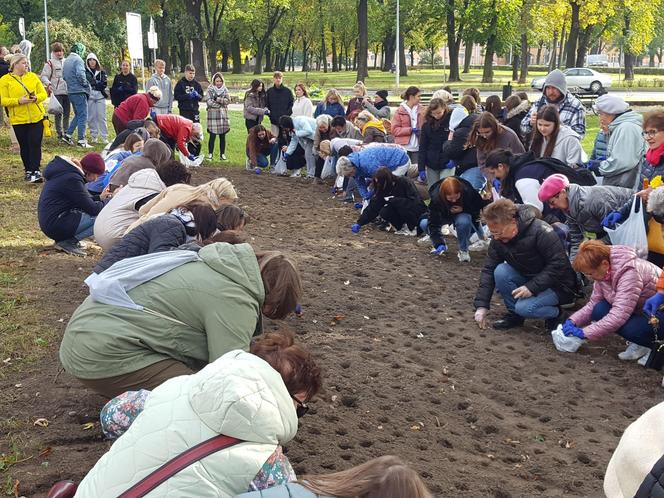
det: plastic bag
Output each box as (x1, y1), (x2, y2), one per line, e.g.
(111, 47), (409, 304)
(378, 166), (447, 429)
(47, 96), (63, 115)
(177, 151), (204, 168)
(605, 196), (648, 259)
(273, 153), (287, 176)
(551, 324), (584, 353)
(321, 157), (336, 180)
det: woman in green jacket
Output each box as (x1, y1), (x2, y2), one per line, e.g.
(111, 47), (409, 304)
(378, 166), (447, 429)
(59, 243), (302, 398)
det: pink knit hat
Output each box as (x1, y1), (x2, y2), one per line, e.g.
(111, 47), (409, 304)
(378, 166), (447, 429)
(538, 173), (570, 202)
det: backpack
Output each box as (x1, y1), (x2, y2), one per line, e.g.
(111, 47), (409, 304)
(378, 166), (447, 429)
(531, 156), (597, 187)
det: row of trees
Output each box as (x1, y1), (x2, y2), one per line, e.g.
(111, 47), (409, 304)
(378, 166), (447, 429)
(0, 0), (661, 82)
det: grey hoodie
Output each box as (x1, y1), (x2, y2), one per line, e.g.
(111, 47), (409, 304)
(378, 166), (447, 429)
(544, 69), (567, 96)
(538, 125), (585, 166)
(601, 110), (645, 189)
(147, 72), (173, 112)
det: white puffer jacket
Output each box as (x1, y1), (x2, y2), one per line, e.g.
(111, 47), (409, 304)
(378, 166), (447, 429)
(75, 351), (299, 498)
(93, 169), (166, 252)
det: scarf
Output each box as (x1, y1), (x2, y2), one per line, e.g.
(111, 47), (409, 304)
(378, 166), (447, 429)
(374, 100), (388, 110)
(169, 207), (197, 237)
(646, 142), (664, 167)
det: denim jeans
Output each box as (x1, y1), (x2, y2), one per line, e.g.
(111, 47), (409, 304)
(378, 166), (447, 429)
(460, 166), (486, 191)
(67, 93), (88, 141)
(494, 263), (560, 319)
(426, 167), (454, 189)
(454, 213), (474, 251)
(590, 299), (654, 347)
(246, 143), (278, 168)
(74, 212), (96, 241)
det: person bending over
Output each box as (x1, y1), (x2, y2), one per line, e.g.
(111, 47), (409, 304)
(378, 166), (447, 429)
(473, 199), (577, 330)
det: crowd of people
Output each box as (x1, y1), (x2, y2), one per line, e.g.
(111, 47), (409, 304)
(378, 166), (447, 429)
(3, 37), (664, 495)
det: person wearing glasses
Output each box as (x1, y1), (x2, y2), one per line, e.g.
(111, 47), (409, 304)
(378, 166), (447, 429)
(640, 109), (664, 187)
(473, 199), (577, 330)
(75, 331), (323, 497)
(537, 174), (633, 261)
(584, 94), (645, 189)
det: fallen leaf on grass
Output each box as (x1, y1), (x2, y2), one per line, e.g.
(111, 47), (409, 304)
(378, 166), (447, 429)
(33, 418), (49, 427)
(82, 422), (95, 430)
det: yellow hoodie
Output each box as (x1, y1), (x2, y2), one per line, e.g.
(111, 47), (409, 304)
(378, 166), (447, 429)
(361, 119), (386, 135)
(0, 71), (47, 125)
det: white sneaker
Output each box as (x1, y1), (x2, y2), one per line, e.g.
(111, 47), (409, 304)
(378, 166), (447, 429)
(441, 224), (451, 236)
(469, 239), (490, 252)
(207, 153), (213, 160)
(457, 250), (471, 262)
(395, 225), (417, 236)
(221, 154), (227, 161)
(417, 234), (431, 244)
(289, 169), (302, 178)
(618, 342), (651, 361)
(77, 140), (92, 149)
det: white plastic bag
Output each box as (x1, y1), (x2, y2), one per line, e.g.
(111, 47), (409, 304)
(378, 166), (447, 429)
(177, 151), (204, 168)
(605, 196), (648, 259)
(273, 153), (287, 176)
(551, 324), (584, 353)
(47, 96), (63, 115)
(321, 157), (336, 180)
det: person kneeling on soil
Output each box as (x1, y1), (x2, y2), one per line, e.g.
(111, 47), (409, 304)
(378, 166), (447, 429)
(562, 240), (661, 361)
(93, 202), (218, 273)
(246, 124), (278, 170)
(73, 332), (322, 497)
(59, 243), (303, 398)
(473, 199), (577, 330)
(351, 167), (425, 236)
(37, 153), (107, 257)
(425, 176), (490, 263)
(234, 455), (435, 498)
(154, 113), (204, 161)
(336, 144), (411, 201)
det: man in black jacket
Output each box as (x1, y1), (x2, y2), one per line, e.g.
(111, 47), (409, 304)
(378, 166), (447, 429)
(266, 71), (293, 136)
(173, 64), (203, 122)
(473, 199), (577, 330)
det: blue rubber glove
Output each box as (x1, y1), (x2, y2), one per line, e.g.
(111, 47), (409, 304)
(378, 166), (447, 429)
(363, 191), (373, 201)
(354, 202), (363, 209)
(149, 110), (157, 121)
(255, 167), (262, 175)
(430, 243), (447, 255)
(283, 153), (289, 160)
(446, 160), (455, 169)
(562, 319), (585, 339)
(295, 304), (302, 315)
(492, 178), (501, 192)
(190, 90), (200, 100)
(601, 211), (622, 229)
(644, 292), (664, 316)
(412, 127), (419, 135)
(585, 160), (601, 174)
(351, 223), (361, 233)
(418, 171), (426, 182)
(188, 154), (196, 161)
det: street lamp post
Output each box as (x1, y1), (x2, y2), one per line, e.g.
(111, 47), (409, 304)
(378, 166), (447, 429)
(395, 0), (400, 89)
(44, 0), (50, 62)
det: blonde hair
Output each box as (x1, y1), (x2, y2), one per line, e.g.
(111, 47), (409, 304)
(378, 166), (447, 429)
(9, 54), (27, 71)
(325, 88), (344, 106)
(353, 81), (368, 97)
(354, 110), (375, 126)
(147, 85), (163, 101)
(301, 456), (434, 498)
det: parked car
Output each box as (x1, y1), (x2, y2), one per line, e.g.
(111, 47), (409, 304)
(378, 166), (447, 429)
(586, 54), (609, 67)
(531, 68), (612, 93)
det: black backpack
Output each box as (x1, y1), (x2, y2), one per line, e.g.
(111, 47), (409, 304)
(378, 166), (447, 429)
(528, 155), (597, 186)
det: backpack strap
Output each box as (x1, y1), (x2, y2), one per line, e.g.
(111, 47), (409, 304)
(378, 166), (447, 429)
(117, 434), (242, 498)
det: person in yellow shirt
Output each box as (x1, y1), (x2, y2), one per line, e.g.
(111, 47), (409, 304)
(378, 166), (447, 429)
(0, 53), (47, 182)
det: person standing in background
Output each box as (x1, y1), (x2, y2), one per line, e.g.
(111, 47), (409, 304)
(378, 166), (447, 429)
(85, 53), (108, 144)
(266, 71), (293, 136)
(173, 64), (203, 122)
(292, 83), (313, 117)
(40, 42), (70, 141)
(62, 42), (92, 148)
(206, 72), (230, 161)
(110, 60), (138, 108)
(147, 59), (172, 115)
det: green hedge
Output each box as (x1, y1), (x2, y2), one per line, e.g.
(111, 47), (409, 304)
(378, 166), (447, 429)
(421, 64), (664, 76)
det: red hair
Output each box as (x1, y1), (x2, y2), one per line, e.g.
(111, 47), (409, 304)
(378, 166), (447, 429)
(440, 177), (463, 205)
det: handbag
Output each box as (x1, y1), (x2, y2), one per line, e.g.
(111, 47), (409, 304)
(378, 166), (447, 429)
(645, 312), (664, 370)
(46, 434), (242, 498)
(604, 196), (648, 259)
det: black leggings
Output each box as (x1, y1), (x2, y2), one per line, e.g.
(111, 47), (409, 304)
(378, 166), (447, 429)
(14, 122), (43, 172)
(286, 144), (306, 170)
(208, 132), (227, 156)
(380, 198), (425, 230)
(315, 156), (325, 178)
(245, 119), (259, 132)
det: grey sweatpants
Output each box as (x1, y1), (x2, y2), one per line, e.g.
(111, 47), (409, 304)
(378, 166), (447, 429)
(87, 98), (108, 141)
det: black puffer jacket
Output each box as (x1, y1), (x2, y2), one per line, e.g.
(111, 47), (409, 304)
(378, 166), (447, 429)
(442, 113), (478, 175)
(473, 206), (577, 310)
(357, 175), (424, 226)
(428, 177), (489, 248)
(419, 114), (451, 172)
(94, 214), (187, 273)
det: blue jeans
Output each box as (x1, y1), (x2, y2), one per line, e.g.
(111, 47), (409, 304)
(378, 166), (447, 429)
(591, 300), (654, 347)
(454, 213), (474, 251)
(74, 212), (96, 241)
(494, 263), (560, 319)
(67, 93), (88, 140)
(246, 144), (278, 167)
(459, 166), (486, 191)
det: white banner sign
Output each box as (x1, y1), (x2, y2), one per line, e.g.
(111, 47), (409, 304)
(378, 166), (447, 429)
(125, 12), (144, 63)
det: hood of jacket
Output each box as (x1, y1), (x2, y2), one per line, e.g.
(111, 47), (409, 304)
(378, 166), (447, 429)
(127, 167), (166, 191)
(609, 109), (643, 132)
(544, 69), (567, 97)
(552, 124), (581, 149)
(198, 243), (264, 307)
(507, 100), (530, 120)
(211, 72), (225, 86)
(141, 138), (172, 167)
(43, 155), (84, 182)
(362, 119), (386, 134)
(86, 53), (100, 67)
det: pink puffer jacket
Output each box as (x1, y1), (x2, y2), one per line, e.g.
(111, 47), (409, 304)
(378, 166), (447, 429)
(570, 246), (661, 340)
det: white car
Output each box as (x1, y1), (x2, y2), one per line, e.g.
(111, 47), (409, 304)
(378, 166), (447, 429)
(531, 68), (612, 93)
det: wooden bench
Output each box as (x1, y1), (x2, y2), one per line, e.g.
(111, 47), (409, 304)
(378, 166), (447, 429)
(419, 91), (460, 105)
(570, 87), (608, 114)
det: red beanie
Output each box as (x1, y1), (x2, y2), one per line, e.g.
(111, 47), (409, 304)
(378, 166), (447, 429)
(80, 152), (105, 175)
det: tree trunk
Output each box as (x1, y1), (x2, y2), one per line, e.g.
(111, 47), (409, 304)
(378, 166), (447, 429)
(221, 44), (229, 72)
(649, 46), (656, 67)
(548, 31), (558, 70)
(231, 37), (242, 73)
(356, 0), (369, 81)
(446, 0), (461, 81)
(519, 33), (528, 83)
(564, 1), (580, 69)
(331, 26), (338, 71)
(177, 36), (187, 72)
(321, 30), (328, 73)
(536, 40), (543, 65)
(254, 41), (266, 74)
(184, 0), (206, 80)
(482, 5), (498, 83)
(558, 24), (567, 67)
(264, 41), (273, 72)
(398, 26), (407, 75)
(623, 14), (634, 80)
(302, 38), (309, 72)
(575, 25), (592, 67)
(512, 50), (519, 81)
(382, 33), (395, 71)
(156, 5), (169, 65)
(463, 40), (473, 73)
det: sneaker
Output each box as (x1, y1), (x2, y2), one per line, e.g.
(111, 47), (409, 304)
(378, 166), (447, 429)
(377, 222), (393, 232)
(544, 308), (566, 331)
(221, 154), (227, 161)
(493, 313), (525, 330)
(28, 170), (43, 183)
(618, 342), (651, 361)
(469, 239), (490, 252)
(441, 224), (451, 236)
(417, 234), (431, 244)
(77, 140), (92, 149)
(457, 250), (471, 262)
(89, 136), (97, 144)
(289, 169), (302, 178)
(54, 239), (87, 257)
(206, 153), (213, 160)
(395, 225), (417, 236)
(24, 171), (32, 182)
(61, 134), (73, 145)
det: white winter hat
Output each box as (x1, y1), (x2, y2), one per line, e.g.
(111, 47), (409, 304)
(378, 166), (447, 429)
(147, 85), (163, 101)
(593, 94), (629, 115)
(449, 106), (469, 132)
